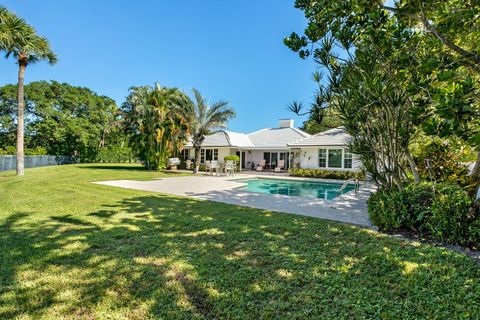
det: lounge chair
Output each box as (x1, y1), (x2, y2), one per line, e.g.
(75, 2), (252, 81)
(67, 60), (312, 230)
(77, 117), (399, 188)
(256, 159), (266, 171)
(274, 159), (285, 173)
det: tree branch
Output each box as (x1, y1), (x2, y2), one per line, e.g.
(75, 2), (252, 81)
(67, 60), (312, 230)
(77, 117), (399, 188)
(381, 5), (480, 73)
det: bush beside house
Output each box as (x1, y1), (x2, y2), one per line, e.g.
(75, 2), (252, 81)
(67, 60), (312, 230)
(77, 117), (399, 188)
(289, 168), (365, 180)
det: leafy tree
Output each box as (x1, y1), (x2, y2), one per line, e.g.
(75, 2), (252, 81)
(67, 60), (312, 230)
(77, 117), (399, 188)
(0, 81), (121, 161)
(285, 0), (480, 190)
(185, 89), (235, 173)
(0, 6), (57, 175)
(411, 136), (475, 194)
(123, 84), (190, 170)
(293, 103), (342, 134)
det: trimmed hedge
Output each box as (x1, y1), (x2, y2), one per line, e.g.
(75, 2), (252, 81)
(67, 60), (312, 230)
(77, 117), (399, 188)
(368, 182), (480, 248)
(224, 155), (240, 162)
(95, 146), (136, 163)
(0, 146), (47, 155)
(289, 168), (365, 180)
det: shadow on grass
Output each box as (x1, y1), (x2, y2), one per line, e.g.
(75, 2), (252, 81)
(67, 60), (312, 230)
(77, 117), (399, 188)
(77, 164), (146, 171)
(1, 195), (479, 318)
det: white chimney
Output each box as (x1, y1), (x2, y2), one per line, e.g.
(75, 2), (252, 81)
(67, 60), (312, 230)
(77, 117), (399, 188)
(278, 118), (294, 128)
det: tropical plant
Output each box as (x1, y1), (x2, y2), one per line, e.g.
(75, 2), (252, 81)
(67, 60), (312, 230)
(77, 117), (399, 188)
(185, 89), (235, 173)
(412, 136), (475, 194)
(284, 0), (480, 193)
(123, 84), (190, 170)
(0, 6), (57, 175)
(297, 107), (342, 134)
(288, 16), (422, 190)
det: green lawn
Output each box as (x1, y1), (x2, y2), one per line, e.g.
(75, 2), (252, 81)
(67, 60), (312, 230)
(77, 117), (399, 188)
(0, 164), (479, 319)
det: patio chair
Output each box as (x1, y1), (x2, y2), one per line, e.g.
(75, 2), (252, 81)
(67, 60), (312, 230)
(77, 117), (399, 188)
(274, 159), (285, 173)
(210, 160), (219, 175)
(256, 159), (266, 171)
(205, 160), (212, 174)
(225, 160), (236, 176)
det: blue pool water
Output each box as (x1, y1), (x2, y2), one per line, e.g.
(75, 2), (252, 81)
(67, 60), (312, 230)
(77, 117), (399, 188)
(238, 178), (355, 200)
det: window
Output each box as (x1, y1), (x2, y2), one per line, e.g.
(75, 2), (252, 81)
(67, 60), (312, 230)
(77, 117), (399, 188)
(201, 148), (218, 163)
(328, 149), (342, 168)
(181, 149), (189, 160)
(206, 149), (213, 161)
(318, 149), (327, 168)
(344, 150), (353, 169)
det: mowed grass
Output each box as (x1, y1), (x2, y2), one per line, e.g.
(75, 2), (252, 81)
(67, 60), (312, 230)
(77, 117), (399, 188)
(0, 164), (479, 319)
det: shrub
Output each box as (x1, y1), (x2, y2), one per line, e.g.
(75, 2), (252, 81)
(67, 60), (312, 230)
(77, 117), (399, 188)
(428, 184), (476, 246)
(95, 146), (135, 163)
(289, 168), (365, 180)
(412, 137), (475, 193)
(25, 146), (48, 155)
(367, 190), (407, 231)
(368, 182), (480, 248)
(224, 155), (240, 162)
(403, 182), (435, 232)
(0, 146), (47, 155)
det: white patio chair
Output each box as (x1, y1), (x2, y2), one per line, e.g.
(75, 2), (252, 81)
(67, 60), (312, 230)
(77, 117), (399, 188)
(210, 160), (219, 175)
(225, 160), (236, 176)
(205, 160), (212, 175)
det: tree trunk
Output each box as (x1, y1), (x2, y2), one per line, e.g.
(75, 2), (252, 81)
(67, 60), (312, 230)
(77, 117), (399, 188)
(16, 63), (26, 176)
(193, 147), (201, 173)
(405, 149), (420, 183)
(471, 150), (480, 199)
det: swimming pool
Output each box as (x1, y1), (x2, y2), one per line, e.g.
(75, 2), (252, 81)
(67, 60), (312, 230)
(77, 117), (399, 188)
(238, 178), (356, 200)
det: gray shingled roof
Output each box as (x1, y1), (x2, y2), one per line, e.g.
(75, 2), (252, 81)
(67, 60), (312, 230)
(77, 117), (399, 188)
(288, 127), (351, 146)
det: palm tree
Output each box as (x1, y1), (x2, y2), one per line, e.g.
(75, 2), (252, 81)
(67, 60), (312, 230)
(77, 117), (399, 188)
(0, 6), (57, 176)
(186, 89), (235, 173)
(123, 84), (191, 170)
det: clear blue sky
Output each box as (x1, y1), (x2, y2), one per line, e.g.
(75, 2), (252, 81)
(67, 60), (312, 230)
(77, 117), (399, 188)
(0, 1), (317, 132)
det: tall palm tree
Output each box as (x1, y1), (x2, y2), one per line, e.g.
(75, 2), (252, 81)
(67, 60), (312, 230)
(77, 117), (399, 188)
(186, 89), (235, 173)
(0, 6), (57, 176)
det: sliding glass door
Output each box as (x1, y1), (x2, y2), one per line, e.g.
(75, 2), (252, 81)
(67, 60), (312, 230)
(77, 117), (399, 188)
(262, 152), (289, 169)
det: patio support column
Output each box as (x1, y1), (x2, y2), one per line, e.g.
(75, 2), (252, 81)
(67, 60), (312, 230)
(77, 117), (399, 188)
(239, 149), (243, 172)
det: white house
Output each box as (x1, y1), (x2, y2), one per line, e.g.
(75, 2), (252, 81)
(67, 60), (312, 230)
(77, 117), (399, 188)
(287, 127), (361, 171)
(182, 120), (360, 172)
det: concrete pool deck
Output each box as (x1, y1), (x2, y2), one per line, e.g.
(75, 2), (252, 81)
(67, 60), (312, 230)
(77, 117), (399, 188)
(94, 174), (375, 227)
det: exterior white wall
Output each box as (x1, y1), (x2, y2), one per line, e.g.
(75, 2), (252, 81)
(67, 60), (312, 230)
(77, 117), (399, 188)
(298, 146), (361, 171)
(246, 150), (264, 166)
(218, 148), (232, 161)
